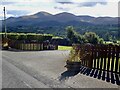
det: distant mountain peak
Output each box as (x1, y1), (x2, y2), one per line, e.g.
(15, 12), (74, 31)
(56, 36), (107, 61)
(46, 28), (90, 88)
(34, 11), (52, 16)
(55, 12), (75, 16)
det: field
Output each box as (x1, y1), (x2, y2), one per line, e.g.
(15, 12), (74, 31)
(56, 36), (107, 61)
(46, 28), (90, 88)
(58, 46), (72, 50)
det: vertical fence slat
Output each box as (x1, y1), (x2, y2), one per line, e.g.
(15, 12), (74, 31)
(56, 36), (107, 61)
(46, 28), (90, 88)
(102, 45), (107, 80)
(103, 45), (107, 71)
(100, 45), (103, 70)
(29, 43), (31, 51)
(29, 44), (31, 51)
(18, 42), (19, 49)
(115, 46), (119, 73)
(93, 45), (97, 69)
(106, 45), (111, 82)
(39, 43), (41, 50)
(33, 43), (34, 50)
(111, 45), (116, 84)
(88, 45), (93, 68)
(97, 45), (103, 79)
(34, 43), (36, 50)
(107, 46), (111, 72)
(118, 46), (120, 76)
(26, 44), (27, 50)
(22, 43), (24, 50)
(37, 43), (39, 51)
(97, 45), (100, 70)
(111, 46), (115, 72)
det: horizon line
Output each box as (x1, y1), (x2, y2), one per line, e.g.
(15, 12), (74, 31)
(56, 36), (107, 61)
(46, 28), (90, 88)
(0, 11), (119, 20)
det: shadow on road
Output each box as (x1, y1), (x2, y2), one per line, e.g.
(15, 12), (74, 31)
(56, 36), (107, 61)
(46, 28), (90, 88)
(59, 66), (120, 85)
(59, 70), (80, 81)
(78, 66), (120, 85)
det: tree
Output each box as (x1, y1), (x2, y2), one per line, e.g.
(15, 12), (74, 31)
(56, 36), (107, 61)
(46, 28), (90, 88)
(77, 34), (85, 44)
(104, 32), (112, 41)
(84, 32), (103, 44)
(66, 26), (79, 44)
(66, 26), (104, 44)
(99, 38), (104, 44)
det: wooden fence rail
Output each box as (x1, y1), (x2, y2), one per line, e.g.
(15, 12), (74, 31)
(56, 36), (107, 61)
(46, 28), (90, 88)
(8, 39), (58, 51)
(91, 45), (120, 74)
(74, 44), (120, 74)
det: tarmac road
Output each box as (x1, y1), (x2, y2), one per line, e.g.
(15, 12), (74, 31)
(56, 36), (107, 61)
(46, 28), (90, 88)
(1, 50), (119, 89)
(2, 50), (71, 88)
(2, 58), (50, 88)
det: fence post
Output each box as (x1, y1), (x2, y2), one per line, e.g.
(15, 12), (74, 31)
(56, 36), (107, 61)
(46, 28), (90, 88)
(88, 45), (94, 68)
(107, 45), (111, 72)
(39, 43), (41, 50)
(55, 44), (58, 50)
(33, 43), (34, 51)
(41, 43), (43, 50)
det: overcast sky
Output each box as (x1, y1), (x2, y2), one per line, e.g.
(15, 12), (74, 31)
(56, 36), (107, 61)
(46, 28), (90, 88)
(0, 0), (119, 20)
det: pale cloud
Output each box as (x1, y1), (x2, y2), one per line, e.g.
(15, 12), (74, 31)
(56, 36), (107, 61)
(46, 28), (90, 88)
(7, 10), (30, 16)
(54, 3), (76, 11)
(54, 0), (107, 7)
(54, 0), (73, 4)
(78, 2), (107, 7)
(70, 2), (118, 17)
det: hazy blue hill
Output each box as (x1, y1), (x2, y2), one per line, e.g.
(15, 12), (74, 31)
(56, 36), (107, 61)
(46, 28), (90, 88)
(6, 11), (118, 27)
(1, 11), (119, 39)
(90, 17), (118, 25)
(77, 15), (95, 22)
(54, 12), (78, 22)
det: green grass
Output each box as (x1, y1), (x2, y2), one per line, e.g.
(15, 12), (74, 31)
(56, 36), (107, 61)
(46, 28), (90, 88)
(58, 46), (72, 50)
(104, 41), (120, 45)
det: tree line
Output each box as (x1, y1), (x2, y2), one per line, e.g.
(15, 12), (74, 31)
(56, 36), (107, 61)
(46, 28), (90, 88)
(66, 26), (106, 45)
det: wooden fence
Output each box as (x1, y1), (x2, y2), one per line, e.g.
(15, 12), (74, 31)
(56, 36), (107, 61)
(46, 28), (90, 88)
(8, 39), (58, 51)
(74, 44), (120, 74)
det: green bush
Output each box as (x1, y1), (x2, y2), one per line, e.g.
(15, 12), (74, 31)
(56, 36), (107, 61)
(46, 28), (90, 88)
(18, 34), (27, 40)
(7, 33), (19, 40)
(2, 33), (53, 42)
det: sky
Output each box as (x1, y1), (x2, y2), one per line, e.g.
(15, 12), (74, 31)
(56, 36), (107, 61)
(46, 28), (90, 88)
(0, 0), (120, 20)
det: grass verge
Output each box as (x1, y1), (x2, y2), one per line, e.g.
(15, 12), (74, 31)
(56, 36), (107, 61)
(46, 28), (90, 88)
(58, 46), (72, 50)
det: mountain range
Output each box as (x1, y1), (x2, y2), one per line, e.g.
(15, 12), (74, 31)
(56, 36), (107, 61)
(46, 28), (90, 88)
(1, 11), (119, 37)
(6, 11), (118, 26)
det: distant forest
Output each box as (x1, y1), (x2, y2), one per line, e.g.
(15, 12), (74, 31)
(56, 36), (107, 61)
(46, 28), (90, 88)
(5, 24), (119, 41)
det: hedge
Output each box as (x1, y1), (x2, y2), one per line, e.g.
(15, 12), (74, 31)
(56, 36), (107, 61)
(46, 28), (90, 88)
(1, 33), (53, 42)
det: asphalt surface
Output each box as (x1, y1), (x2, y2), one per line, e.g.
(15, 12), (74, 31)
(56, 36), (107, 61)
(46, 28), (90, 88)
(0, 50), (2, 89)
(1, 50), (119, 89)
(2, 58), (50, 88)
(2, 50), (71, 88)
